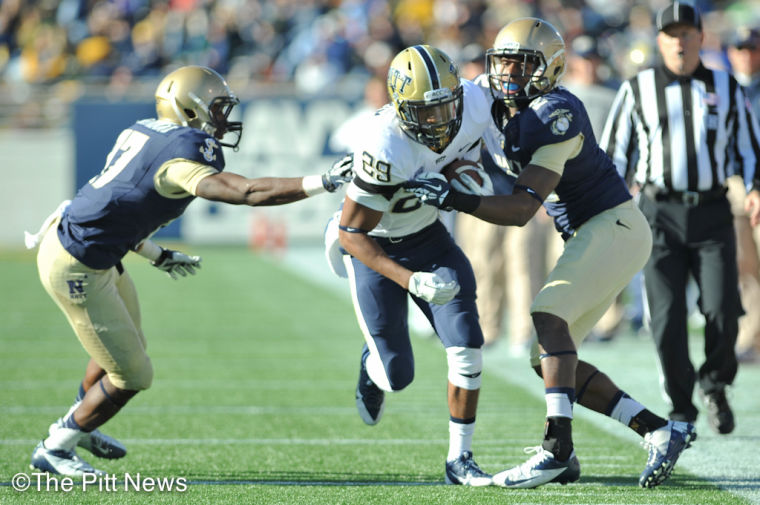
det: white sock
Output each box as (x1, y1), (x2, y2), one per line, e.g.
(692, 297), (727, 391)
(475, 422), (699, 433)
(62, 401), (81, 422)
(545, 392), (574, 419)
(447, 420), (475, 461)
(609, 395), (646, 426)
(45, 426), (85, 451)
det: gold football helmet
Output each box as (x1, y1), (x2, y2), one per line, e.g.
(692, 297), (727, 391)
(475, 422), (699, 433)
(486, 18), (566, 107)
(387, 45), (463, 152)
(155, 65), (243, 149)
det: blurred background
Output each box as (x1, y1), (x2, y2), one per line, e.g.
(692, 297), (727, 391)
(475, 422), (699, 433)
(1, 0), (758, 247)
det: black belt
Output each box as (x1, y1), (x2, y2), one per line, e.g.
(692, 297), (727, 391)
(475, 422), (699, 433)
(642, 185), (727, 206)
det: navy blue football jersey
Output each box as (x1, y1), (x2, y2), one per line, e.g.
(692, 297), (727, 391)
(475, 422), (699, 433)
(59, 119), (225, 268)
(499, 87), (631, 238)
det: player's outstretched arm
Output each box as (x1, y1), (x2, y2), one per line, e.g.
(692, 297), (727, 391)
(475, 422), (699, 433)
(472, 164), (558, 226)
(196, 172), (311, 206)
(405, 164), (558, 227)
(195, 154), (353, 207)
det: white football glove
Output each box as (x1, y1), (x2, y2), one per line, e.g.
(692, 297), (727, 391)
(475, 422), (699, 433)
(322, 153), (354, 192)
(152, 248), (202, 280)
(450, 166), (494, 196)
(408, 271), (460, 305)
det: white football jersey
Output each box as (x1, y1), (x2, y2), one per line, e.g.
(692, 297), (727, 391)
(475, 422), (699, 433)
(346, 79), (491, 238)
(472, 73), (511, 173)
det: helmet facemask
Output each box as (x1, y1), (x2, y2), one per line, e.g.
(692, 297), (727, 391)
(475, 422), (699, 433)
(398, 85), (463, 152)
(181, 94), (242, 150)
(487, 50), (550, 107)
(206, 96), (242, 149)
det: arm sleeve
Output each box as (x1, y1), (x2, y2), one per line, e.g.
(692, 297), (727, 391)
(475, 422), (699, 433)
(529, 133), (583, 175)
(154, 159), (220, 198)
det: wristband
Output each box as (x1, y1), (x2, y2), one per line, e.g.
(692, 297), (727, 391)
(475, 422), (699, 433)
(514, 183), (545, 204)
(451, 192), (481, 213)
(135, 240), (162, 261)
(302, 174), (327, 196)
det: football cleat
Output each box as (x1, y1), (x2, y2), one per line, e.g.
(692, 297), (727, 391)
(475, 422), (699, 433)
(700, 389), (735, 434)
(355, 356), (385, 425)
(445, 451), (492, 486)
(49, 418), (127, 459)
(493, 446), (581, 488)
(30, 441), (105, 477)
(639, 420), (696, 488)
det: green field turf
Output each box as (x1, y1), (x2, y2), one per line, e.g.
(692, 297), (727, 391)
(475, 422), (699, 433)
(0, 245), (757, 504)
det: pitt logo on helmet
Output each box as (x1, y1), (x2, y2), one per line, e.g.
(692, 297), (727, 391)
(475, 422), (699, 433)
(388, 68), (413, 96)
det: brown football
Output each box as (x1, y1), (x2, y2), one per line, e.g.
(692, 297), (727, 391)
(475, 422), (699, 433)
(440, 159), (484, 187)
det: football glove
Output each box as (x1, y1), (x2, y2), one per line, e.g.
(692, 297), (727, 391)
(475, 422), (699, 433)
(322, 153), (354, 192)
(404, 172), (454, 210)
(152, 248), (202, 280)
(408, 271), (460, 305)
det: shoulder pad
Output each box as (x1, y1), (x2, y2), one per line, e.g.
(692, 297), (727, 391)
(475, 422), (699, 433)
(173, 129), (225, 169)
(525, 92), (582, 140)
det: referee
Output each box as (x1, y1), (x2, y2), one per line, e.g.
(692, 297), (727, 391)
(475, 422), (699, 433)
(601, 1), (760, 435)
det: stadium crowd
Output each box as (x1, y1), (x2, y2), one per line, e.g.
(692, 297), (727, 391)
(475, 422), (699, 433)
(1, 0), (757, 96)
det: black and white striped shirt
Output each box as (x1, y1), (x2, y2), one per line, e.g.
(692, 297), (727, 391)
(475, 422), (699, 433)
(600, 63), (760, 194)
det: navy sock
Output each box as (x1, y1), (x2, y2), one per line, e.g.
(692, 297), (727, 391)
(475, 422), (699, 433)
(75, 383), (86, 403)
(62, 413), (83, 431)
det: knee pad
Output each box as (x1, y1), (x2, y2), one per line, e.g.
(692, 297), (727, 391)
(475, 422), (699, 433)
(446, 346), (482, 390)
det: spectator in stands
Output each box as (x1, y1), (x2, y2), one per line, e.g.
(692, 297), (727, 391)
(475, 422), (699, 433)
(726, 26), (760, 363)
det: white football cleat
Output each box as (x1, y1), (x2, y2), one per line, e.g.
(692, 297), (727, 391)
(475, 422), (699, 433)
(30, 441), (105, 477)
(493, 446), (580, 489)
(639, 420), (696, 488)
(49, 419), (127, 459)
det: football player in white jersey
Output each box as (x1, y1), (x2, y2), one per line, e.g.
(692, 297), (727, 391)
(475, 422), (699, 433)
(335, 45), (494, 486)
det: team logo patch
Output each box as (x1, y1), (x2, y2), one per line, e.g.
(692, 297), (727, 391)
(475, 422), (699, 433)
(549, 108), (573, 136)
(199, 138), (218, 162)
(66, 278), (86, 301)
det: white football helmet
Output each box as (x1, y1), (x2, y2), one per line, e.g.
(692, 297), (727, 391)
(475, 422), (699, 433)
(155, 65), (243, 149)
(486, 18), (566, 107)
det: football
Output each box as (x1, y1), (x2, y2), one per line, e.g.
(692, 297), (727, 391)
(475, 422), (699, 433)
(440, 159), (484, 187)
